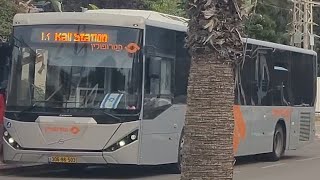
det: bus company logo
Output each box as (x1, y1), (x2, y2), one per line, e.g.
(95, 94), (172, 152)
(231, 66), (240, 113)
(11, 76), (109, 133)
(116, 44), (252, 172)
(91, 42), (140, 54)
(125, 43), (141, 54)
(70, 126), (80, 135)
(44, 126), (80, 135)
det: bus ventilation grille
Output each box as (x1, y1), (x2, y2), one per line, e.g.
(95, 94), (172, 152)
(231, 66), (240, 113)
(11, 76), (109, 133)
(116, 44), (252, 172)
(299, 112), (311, 142)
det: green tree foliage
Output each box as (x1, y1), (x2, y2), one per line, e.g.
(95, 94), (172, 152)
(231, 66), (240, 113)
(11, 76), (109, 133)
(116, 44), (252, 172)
(245, 14), (278, 42)
(0, 0), (18, 35)
(146, 0), (185, 17)
(62, 0), (150, 12)
(32, 0), (62, 12)
(62, 0), (185, 16)
(244, 0), (291, 44)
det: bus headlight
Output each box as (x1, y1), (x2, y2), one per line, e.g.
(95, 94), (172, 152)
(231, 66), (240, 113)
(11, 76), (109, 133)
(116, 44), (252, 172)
(8, 137), (14, 144)
(130, 134), (137, 141)
(118, 140), (126, 147)
(3, 130), (21, 150)
(3, 131), (9, 137)
(104, 129), (138, 152)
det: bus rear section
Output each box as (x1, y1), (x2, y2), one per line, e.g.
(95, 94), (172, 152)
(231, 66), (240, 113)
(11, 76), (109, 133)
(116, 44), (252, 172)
(233, 39), (317, 159)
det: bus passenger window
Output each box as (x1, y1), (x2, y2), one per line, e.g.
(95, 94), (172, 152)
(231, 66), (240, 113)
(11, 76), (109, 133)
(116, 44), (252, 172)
(272, 65), (289, 106)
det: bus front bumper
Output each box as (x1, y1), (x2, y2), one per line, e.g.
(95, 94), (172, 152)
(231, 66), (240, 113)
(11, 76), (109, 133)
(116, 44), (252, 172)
(2, 137), (139, 165)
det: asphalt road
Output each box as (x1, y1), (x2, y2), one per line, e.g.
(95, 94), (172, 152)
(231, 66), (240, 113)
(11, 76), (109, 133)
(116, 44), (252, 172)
(1, 124), (320, 180)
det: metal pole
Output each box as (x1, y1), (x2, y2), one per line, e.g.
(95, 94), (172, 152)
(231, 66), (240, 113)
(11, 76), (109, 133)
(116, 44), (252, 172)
(311, 1), (314, 50)
(303, 0), (309, 49)
(291, 0), (297, 46)
(291, 0), (320, 49)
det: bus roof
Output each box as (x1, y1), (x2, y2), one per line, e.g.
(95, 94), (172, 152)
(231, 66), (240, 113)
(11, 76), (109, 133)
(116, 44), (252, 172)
(12, 9), (316, 56)
(13, 9), (188, 32)
(242, 38), (317, 56)
(13, 11), (146, 29)
(85, 9), (188, 32)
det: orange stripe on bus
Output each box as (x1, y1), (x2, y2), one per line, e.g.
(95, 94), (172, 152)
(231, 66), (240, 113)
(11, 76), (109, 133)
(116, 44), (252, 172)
(272, 108), (292, 120)
(233, 105), (246, 154)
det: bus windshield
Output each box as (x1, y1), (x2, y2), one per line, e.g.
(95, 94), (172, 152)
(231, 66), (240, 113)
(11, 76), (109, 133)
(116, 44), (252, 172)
(7, 25), (143, 118)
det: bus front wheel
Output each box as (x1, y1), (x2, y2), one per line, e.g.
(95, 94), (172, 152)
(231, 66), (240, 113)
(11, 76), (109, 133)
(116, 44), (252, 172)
(267, 124), (285, 161)
(170, 130), (184, 174)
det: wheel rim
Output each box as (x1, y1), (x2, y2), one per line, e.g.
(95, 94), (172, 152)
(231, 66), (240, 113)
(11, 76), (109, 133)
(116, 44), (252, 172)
(274, 131), (283, 157)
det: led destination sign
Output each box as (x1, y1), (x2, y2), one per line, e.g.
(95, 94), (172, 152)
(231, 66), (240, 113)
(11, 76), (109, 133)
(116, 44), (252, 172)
(29, 26), (141, 54)
(40, 32), (109, 43)
(38, 31), (140, 54)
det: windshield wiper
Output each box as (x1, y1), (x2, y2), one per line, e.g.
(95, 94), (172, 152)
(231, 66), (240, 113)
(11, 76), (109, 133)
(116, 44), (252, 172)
(15, 103), (40, 118)
(15, 83), (63, 118)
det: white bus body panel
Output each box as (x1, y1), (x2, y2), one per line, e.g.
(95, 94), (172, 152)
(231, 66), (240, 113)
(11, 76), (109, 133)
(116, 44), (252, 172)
(235, 106), (315, 156)
(3, 118), (140, 164)
(139, 105), (186, 165)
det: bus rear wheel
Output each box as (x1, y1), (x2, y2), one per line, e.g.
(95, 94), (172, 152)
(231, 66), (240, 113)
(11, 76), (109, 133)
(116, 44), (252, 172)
(267, 125), (285, 161)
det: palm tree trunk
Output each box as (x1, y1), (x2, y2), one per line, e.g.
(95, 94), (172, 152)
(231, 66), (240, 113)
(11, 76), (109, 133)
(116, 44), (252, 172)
(181, 0), (244, 179)
(181, 54), (235, 180)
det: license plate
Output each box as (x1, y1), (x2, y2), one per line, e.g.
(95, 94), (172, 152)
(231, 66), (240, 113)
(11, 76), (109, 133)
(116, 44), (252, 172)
(48, 156), (77, 163)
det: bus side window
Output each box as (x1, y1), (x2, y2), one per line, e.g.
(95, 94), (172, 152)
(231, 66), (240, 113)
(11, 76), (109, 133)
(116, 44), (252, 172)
(173, 31), (190, 104)
(143, 25), (176, 119)
(270, 50), (292, 106)
(291, 53), (315, 106)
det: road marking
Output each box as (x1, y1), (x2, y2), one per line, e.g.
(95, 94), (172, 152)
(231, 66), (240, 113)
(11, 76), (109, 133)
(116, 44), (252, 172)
(296, 157), (320, 162)
(234, 170), (241, 174)
(261, 163), (286, 169)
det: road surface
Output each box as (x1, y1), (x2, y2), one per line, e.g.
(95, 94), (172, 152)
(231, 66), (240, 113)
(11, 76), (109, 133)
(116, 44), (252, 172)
(1, 124), (320, 180)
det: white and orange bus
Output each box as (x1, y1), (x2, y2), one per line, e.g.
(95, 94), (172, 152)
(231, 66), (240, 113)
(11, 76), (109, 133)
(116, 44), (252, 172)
(2, 9), (317, 172)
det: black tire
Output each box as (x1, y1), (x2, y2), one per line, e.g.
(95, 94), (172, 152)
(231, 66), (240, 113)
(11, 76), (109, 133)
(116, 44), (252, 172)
(267, 125), (285, 161)
(170, 130), (184, 174)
